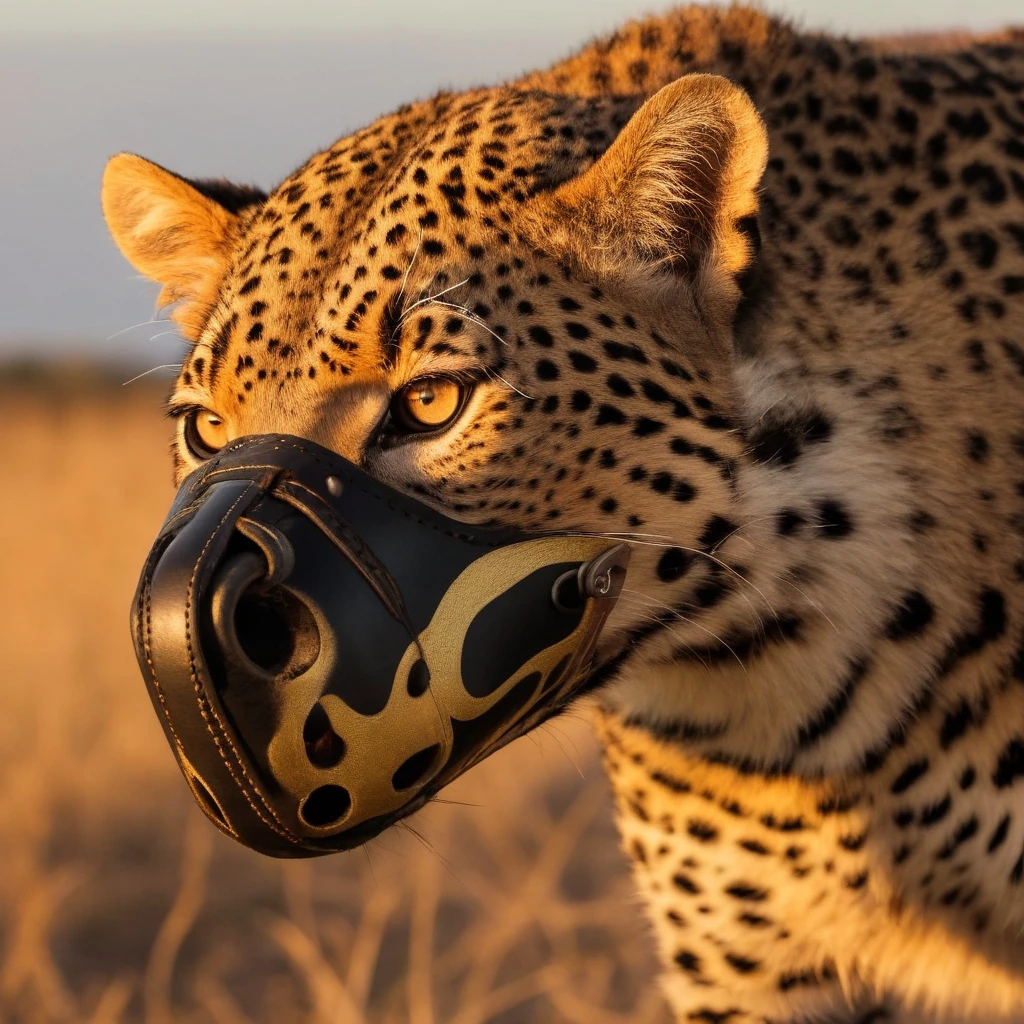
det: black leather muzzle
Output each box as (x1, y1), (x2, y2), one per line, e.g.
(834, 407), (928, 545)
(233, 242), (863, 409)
(131, 434), (628, 857)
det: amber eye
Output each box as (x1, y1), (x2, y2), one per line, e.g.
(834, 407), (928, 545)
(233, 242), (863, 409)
(184, 409), (229, 458)
(391, 377), (467, 433)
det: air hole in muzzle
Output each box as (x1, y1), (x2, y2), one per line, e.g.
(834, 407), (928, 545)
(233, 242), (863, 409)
(211, 551), (320, 681)
(551, 569), (584, 614)
(190, 774), (227, 827)
(300, 785), (352, 828)
(235, 591), (295, 674)
(392, 744), (441, 792)
(303, 702), (345, 768)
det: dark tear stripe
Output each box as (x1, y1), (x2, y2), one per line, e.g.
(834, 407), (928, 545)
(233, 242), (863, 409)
(379, 294), (404, 370)
(207, 313), (238, 390)
(795, 658), (871, 750)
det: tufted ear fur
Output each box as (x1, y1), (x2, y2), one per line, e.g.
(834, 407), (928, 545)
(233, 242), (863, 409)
(535, 74), (768, 319)
(101, 154), (266, 338)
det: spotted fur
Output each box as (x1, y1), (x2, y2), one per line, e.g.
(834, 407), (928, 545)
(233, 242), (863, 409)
(102, 6), (1024, 1020)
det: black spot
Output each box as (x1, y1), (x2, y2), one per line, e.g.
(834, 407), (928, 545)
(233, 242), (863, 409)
(657, 548), (693, 583)
(687, 819), (719, 842)
(725, 883), (768, 902)
(919, 794), (952, 826)
(891, 758), (929, 794)
(1011, 848), (1024, 884)
(816, 500), (853, 538)
(993, 738), (1024, 789)
(698, 515), (737, 552)
(988, 814), (1011, 852)
(948, 109), (990, 139)
(724, 952), (761, 974)
(607, 373), (634, 397)
(674, 949), (702, 974)
(568, 351), (597, 372)
(528, 325), (553, 348)
(634, 417), (665, 437)
(749, 422), (801, 465)
(940, 699), (977, 749)
(886, 592), (934, 640)
(852, 57), (878, 81)
(959, 230), (1000, 270)
(961, 162), (1007, 205)
(595, 404), (626, 426)
(777, 510), (806, 536)
(937, 816), (979, 860)
(833, 148), (864, 176)
(899, 78), (935, 104)
(966, 430), (989, 462)
(672, 872), (702, 894)
(688, 1011), (742, 1024)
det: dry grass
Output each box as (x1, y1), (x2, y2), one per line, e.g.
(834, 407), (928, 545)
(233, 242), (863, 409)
(0, 376), (668, 1024)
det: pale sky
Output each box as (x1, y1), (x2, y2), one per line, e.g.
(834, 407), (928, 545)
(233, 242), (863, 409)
(2, 0), (1021, 364)
(6, 0), (1021, 36)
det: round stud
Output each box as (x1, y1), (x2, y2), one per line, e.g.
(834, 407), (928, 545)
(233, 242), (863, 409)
(325, 475), (343, 498)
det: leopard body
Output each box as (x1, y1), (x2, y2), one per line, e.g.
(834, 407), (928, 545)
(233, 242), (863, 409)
(101, 7), (1024, 1019)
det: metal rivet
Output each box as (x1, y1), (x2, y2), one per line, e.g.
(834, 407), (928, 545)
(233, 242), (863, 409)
(594, 573), (611, 595)
(325, 476), (343, 498)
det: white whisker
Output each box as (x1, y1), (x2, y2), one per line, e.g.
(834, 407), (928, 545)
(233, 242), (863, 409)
(121, 364), (182, 386)
(423, 299), (508, 347)
(482, 365), (534, 401)
(559, 529), (776, 630)
(398, 276), (472, 322)
(106, 317), (172, 341)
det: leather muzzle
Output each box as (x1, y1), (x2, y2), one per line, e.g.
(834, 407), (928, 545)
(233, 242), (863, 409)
(131, 434), (628, 857)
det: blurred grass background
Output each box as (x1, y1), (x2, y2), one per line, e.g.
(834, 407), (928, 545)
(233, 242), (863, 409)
(0, 368), (668, 1024)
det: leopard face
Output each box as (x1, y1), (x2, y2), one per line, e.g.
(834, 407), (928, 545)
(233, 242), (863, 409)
(103, 75), (767, 663)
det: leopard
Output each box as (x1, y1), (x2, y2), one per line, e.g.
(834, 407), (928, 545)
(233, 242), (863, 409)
(100, 5), (1024, 1021)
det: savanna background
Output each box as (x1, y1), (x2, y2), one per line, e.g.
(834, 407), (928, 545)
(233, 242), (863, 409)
(2, 1), (1022, 1021)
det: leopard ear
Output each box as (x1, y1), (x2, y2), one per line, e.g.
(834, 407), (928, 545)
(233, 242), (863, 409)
(101, 154), (266, 338)
(537, 74), (768, 316)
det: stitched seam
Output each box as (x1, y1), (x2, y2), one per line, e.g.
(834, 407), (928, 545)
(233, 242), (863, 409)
(212, 438), (505, 546)
(181, 483), (300, 843)
(142, 567), (185, 752)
